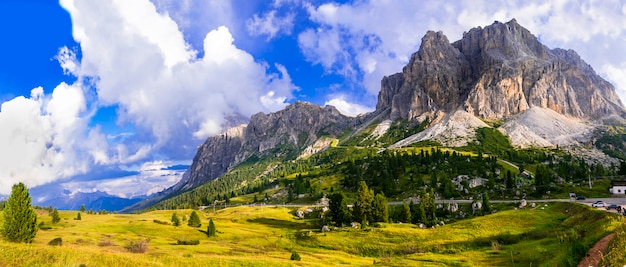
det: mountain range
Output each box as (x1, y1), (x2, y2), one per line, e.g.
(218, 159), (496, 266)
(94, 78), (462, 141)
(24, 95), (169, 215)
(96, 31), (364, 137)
(124, 19), (626, 212)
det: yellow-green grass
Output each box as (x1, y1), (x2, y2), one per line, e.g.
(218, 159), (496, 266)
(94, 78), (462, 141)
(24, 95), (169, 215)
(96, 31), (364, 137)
(0, 202), (623, 266)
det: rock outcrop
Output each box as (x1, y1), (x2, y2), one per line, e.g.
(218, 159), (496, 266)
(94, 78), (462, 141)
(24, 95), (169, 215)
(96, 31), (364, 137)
(378, 19), (625, 121)
(171, 102), (350, 192)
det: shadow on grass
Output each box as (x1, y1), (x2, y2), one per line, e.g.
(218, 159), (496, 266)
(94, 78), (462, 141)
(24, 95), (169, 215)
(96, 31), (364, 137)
(247, 218), (311, 230)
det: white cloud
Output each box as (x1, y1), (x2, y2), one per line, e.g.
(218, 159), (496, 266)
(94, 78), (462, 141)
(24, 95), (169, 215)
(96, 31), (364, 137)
(61, 161), (184, 198)
(325, 96), (373, 117)
(60, 0), (296, 156)
(0, 84), (103, 194)
(603, 63), (626, 105)
(246, 10), (295, 40)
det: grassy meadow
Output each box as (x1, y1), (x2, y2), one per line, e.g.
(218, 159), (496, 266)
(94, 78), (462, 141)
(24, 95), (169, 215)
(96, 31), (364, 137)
(0, 202), (624, 266)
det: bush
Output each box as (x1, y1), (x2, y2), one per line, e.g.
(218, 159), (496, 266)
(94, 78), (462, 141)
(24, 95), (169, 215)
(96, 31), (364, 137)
(176, 239), (200, 245)
(38, 222), (52, 230)
(98, 239), (115, 247)
(48, 237), (62, 246)
(126, 239), (150, 253)
(290, 251), (301, 261)
(153, 219), (170, 225)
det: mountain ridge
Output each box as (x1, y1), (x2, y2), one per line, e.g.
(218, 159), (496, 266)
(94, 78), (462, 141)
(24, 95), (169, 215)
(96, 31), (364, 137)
(127, 19), (626, 212)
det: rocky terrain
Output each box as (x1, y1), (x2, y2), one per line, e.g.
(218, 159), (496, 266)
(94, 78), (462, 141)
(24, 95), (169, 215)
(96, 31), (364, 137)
(133, 19), (626, 210)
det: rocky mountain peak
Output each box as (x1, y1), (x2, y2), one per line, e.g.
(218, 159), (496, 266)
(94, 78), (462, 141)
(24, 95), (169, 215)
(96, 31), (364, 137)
(378, 18), (625, 122)
(169, 101), (350, 193)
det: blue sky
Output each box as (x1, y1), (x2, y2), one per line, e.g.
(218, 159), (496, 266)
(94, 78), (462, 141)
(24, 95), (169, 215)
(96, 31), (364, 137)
(1, 0), (626, 198)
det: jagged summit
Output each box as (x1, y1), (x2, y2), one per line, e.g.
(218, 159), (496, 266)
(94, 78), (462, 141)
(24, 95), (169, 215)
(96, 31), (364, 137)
(378, 19), (625, 121)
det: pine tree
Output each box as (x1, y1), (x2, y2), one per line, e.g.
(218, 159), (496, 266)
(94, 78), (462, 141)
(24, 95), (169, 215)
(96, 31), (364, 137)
(482, 194), (492, 214)
(171, 212), (180, 226)
(401, 201), (412, 223)
(371, 193), (388, 223)
(2, 183), (38, 243)
(188, 211), (202, 228)
(80, 205), (86, 213)
(207, 219), (216, 237)
(328, 192), (351, 226)
(51, 208), (61, 224)
(353, 181), (373, 223)
(76, 212), (82, 220)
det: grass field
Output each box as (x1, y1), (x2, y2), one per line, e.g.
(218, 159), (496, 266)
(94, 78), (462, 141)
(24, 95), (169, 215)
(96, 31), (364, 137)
(0, 202), (623, 266)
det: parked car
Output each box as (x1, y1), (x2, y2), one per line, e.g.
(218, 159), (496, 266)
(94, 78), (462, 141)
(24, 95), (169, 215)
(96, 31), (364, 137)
(592, 201), (605, 208)
(606, 204), (620, 210)
(576, 196), (586, 200)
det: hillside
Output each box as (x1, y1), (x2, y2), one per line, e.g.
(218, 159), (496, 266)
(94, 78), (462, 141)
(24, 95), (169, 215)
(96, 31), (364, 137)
(127, 19), (626, 213)
(1, 202), (624, 266)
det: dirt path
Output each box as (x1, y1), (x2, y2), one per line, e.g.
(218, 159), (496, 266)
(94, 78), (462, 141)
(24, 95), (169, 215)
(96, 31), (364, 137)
(578, 233), (616, 267)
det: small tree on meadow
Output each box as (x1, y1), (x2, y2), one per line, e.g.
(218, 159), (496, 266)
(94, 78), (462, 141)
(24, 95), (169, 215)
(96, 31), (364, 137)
(401, 201), (412, 223)
(482, 194), (492, 214)
(80, 205), (86, 213)
(171, 212), (180, 227)
(51, 208), (61, 224)
(76, 212), (82, 220)
(2, 182), (38, 243)
(207, 219), (216, 237)
(188, 211), (201, 228)
(371, 193), (388, 223)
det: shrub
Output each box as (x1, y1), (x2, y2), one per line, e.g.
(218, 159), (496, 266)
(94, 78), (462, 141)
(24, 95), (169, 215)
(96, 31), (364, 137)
(48, 237), (62, 246)
(38, 222), (52, 230)
(98, 239), (115, 247)
(153, 219), (170, 225)
(176, 239), (200, 245)
(290, 251), (301, 261)
(126, 239), (150, 253)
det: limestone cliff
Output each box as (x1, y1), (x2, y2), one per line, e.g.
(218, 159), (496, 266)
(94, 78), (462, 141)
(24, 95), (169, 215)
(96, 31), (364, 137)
(171, 102), (350, 192)
(378, 19), (625, 121)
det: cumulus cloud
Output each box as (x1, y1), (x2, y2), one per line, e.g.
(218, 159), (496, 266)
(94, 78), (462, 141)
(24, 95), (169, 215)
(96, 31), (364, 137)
(324, 96), (373, 117)
(246, 10), (295, 40)
(60, 0), (296, 159)
(61, 161), (185, 198)
(0, 84), (103, 194)
(602, 64), (626, 105)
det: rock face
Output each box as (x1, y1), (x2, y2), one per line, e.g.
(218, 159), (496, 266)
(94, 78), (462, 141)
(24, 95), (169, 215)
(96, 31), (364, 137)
(171, 102), (350, 192)
(378, 19), (625, 121)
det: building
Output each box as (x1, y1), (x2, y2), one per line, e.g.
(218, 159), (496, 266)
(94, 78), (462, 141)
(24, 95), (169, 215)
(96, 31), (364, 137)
(609, 180), (626, 195)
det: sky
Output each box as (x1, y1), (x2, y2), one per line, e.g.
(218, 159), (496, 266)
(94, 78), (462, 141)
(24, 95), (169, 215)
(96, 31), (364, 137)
(1, 0), (625, 198)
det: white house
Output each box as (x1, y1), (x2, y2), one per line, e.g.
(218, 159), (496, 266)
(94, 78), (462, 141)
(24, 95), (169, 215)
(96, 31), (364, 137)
(609, 180), (626, 195)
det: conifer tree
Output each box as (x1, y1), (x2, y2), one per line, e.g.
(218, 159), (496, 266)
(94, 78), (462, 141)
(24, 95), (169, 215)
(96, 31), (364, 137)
(76, 212), (82, 220)
(51, 208), (61, 224)
(207, 219), (216, 237)
(353, 181), (373, 223)
(371, 193), (388, 223)
(80, 205), (86, 213)
(171, 212), (180, 226)
(2, 183), (38, 243)
(188, 211), (202, 228)
(328, 192), (351, 226)
(482, 194), (492, 214)
(401, 201), (412, 223)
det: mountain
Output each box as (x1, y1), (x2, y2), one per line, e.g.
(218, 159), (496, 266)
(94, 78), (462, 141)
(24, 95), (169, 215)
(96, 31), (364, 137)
(123, 102), (352, 212)
(131, 19), (626, 211)
(378, 19), (625, 147)
(31, 185), (144, 212)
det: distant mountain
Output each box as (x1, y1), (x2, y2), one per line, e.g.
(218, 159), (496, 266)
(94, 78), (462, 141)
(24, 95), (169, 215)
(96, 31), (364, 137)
(31, 186), (144, 212)
(132, 19), (626, 211)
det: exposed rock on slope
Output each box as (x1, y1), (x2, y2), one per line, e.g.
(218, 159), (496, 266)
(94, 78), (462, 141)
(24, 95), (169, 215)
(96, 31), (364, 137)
(378, 19), (625, 122)
(171, 102), (350, 192)
(498, 107), (592, 148)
